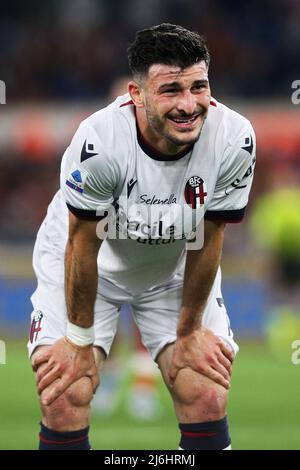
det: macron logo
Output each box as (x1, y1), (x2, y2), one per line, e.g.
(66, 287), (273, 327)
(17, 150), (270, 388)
(80, 140), (98, 162)
(127, 178), (137, 197)
(242, 135), (253, 155)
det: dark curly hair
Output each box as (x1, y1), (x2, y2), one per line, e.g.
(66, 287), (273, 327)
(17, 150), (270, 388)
(127, 23), (210, 79)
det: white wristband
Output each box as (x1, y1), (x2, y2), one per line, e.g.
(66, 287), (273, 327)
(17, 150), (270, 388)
(66, 321), (95, 347)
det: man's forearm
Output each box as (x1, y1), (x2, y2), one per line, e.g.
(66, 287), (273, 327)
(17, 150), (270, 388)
(65, 239), (99, 328)
(177, 221), (225, 337)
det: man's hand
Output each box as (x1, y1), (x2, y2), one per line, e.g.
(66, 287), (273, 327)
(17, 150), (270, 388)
(32, 337), (99, 406)
(169, 327), (234, 389)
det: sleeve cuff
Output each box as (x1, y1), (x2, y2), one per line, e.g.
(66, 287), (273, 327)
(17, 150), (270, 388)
(204, 207), (246, 223)
(66, 203), (108, 221)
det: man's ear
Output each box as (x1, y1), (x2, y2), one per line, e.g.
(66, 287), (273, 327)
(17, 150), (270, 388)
(128, 80), (145, 108)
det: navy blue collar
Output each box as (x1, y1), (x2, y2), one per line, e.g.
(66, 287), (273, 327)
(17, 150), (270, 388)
(136, 122), (193, 161)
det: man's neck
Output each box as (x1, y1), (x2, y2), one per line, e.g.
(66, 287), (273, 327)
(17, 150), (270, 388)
(135, 107), (191, 157)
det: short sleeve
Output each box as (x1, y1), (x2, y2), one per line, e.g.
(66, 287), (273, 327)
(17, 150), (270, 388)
(205, 120), (256, 223)
(60, 121), (118, 220)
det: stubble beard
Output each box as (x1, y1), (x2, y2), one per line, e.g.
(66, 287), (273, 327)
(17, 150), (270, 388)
(146, 108), (207, 148)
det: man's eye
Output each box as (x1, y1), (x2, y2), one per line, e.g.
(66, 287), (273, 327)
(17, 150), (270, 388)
(164, 89), (177, 94)
(193, 84), (207, 91)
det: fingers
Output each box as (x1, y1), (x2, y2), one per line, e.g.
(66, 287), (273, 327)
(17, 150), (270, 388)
(37, 364), (63, 395)
(41, 374), (73, 406)
(203, 329), (235, 364)
(85, 356), (101, 393)
(216, 352), (232, 376)
(202, 365), (230, 390)
(189, 356), (230, 389)
(205, 343), (232, 385)
(171, 361), (230, 390)
(89, 371), (100, 393)
(211, 359), (231, 383)
(32, 349), (52, 372)
(36, 361), (55, 385)
(218, 341), (234, 363)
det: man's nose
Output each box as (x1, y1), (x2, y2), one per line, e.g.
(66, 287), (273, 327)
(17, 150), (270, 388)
(176, 91), (197, 115)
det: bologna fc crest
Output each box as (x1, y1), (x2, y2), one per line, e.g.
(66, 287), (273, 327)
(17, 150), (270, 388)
(184, 176), (207, 209)
(29, 310), (44, 343)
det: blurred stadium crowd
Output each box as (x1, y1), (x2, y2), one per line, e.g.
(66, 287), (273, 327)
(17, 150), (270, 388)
(1, 0), (300, 101)
(1, 0), (299, 241)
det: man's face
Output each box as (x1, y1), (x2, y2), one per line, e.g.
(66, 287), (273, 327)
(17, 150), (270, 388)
(139, 62), (211, 151)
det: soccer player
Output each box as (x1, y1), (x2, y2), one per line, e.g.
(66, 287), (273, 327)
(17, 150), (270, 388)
(29, 23), (256, 450)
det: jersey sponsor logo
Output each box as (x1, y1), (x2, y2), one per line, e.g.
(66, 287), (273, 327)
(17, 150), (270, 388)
(80, 140), (98, 162)
(139, 193), (177, 205)
(184, 176), (207, 209)
(101, 195), (204, 248)
(29, 310), (44, 343)
(127, 178), (137, 198)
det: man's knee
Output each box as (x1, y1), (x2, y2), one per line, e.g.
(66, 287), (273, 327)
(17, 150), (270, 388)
(64, 377), (94, 407)
(40, 376), (94, 410)
(172, 368), (228, 420)
(38, 377), (94, 430)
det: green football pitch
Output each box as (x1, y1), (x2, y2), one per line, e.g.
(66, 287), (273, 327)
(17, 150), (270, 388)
(0, 340), (299, 450)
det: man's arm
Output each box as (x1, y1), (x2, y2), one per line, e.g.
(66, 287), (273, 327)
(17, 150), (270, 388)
(178, 219), (225, 335)
(32, 212), (105, 405)
(65, 212), (102, 328)
(169, 219), (234, 389)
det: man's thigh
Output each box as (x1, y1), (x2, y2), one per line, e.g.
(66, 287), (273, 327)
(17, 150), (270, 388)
(28, 277), (124, 359)
(131, 279), (238, 362)
(131, 280), (182, 361)
(28, 283), (67, 358)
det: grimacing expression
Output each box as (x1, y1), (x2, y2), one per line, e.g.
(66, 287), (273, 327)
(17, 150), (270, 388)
(142, 62), (211, 148)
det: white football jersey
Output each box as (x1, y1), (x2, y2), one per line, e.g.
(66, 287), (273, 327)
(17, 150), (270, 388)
(51, 94), (256, 293)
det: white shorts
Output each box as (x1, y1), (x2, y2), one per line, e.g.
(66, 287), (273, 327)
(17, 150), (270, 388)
(28, 270), (239, 361)
(28, 216), (238, 360)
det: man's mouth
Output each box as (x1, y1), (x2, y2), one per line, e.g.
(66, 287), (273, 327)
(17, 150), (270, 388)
(168, 113), (202, 128)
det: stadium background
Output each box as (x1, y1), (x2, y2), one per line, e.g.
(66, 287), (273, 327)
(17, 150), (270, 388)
(0, 0), (300, 450)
